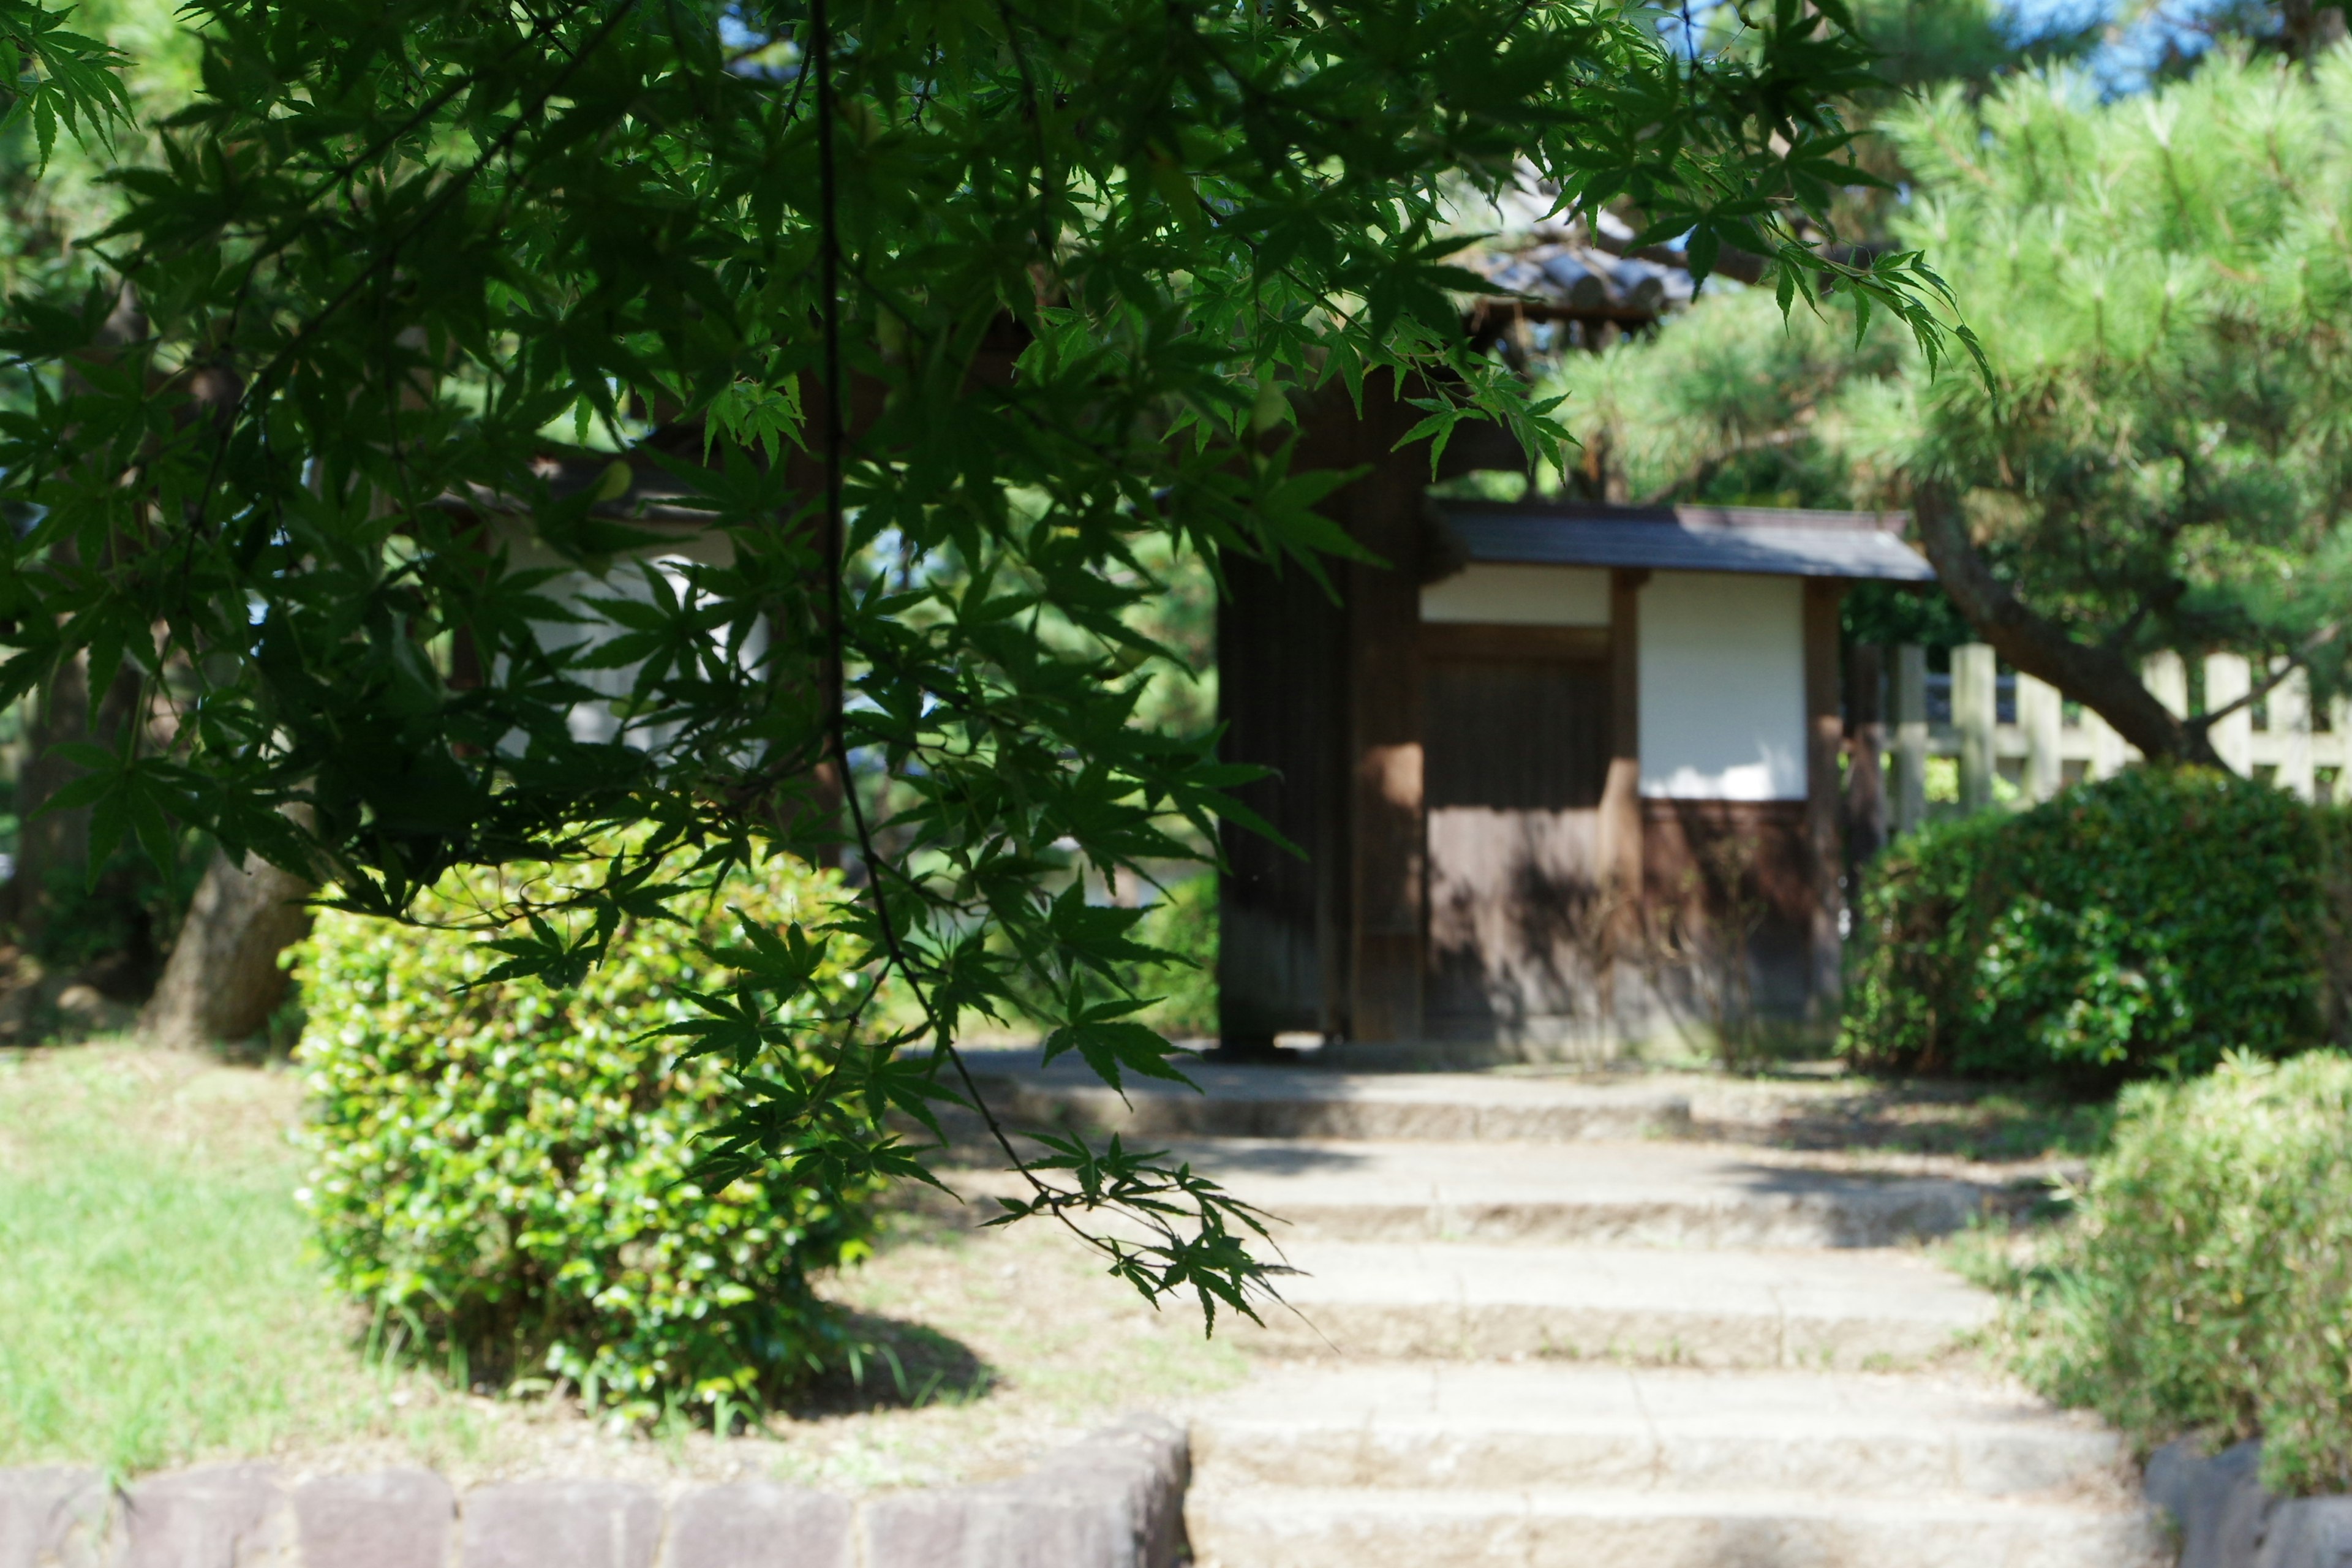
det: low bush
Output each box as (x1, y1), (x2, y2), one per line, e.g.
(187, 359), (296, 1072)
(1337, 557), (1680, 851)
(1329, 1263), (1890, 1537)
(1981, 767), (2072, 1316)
(296, 852), (879, 1421)
(1128, 875), (1216, 1039)
(2007, 1052), (2352, 1494)
(1842, 767), (2323, 1081)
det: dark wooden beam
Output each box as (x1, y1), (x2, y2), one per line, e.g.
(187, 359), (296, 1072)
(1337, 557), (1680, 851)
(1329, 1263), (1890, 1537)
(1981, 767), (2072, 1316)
(1420, 624), (1610, 662)
(1343, 386), (1430, 1044)
(1803, 578), (1847, 1026)
(1605, 570), (1647, 929)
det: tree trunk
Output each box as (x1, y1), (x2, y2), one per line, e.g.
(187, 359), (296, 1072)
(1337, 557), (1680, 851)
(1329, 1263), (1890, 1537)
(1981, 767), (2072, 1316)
(1909, 481), (2223, 767)
(140, 849), (314, 1049)
(2, 652), (91, 941)
(6, 296), (155, 943)
(2, 654), (146, 948)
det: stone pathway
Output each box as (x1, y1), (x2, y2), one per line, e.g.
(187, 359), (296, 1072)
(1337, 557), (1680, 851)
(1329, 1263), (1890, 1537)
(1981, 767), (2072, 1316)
(958, 1053), (2168, 1568)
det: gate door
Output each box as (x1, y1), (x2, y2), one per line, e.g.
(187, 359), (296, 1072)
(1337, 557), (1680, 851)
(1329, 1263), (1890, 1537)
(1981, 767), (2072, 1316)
(1422, 627), (1612, 1040)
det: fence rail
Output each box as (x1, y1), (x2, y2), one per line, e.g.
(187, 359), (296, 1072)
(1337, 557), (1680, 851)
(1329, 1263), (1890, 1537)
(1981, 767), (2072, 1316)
(1884, 644), (2341, 835)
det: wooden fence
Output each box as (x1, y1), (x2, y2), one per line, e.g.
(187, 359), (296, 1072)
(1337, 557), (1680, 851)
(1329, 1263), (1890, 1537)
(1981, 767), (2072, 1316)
(1883, 644), (2344, 835)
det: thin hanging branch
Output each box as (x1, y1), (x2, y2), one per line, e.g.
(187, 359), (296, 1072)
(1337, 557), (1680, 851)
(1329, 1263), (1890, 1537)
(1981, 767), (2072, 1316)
(801, 0), (1270, 1316)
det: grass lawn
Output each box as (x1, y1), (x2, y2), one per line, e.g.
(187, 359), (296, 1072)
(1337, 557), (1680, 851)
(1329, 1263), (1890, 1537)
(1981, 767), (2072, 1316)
(0, 1041), (421, 1476)
(0, 1041), (1245, 1487)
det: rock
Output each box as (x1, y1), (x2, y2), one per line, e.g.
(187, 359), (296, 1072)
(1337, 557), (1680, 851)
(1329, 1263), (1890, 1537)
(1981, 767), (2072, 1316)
(0, 1420), (1195, 1568)
(862, 1414), (1189, 1568)
(458, 1480), (660, 1568)
(2146, 1437), (2352, 1568)
(1016, 1414), (1189, 1568)
(0, 1467), (108, 1568)
(291, 1471), (452, 1568)
(118, 1463), (290, 1568)
(666, 1482), (850, 1568)
(2260, 1496), (2352, 1568)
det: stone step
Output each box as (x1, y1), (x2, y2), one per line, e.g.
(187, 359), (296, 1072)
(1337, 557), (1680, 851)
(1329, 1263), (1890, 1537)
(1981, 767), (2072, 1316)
(1189, 1364), (2127, 1498)
(1185, 1485), (2166, 1568)
(1230, 1240), (1992, 1367)
(1128, 1137), (1994, 1246)
(952, 1052), (1693, 1144)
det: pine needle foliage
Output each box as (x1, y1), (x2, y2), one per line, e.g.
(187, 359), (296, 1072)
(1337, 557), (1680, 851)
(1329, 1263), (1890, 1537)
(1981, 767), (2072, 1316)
(1565, 48), (2352, 711)
(1549, 284), (1907, 507)
(0, 0), (1965, 1322)
(1871, 50), (2352, 682)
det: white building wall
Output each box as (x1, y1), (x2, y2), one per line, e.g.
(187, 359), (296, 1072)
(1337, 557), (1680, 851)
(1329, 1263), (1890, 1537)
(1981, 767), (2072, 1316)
(1420, 564), (1610, 626)
(1637, 571), (1807, 801)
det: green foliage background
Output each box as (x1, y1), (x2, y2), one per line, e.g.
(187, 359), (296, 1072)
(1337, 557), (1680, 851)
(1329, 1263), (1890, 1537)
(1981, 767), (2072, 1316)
(296, 852), (879, 1419)
(1123, 875), (1216, 1041)
(0, 0), (1975, 1313)
(1842, 768), (2323, 1080)
(2003, 1052), (2352, 1495)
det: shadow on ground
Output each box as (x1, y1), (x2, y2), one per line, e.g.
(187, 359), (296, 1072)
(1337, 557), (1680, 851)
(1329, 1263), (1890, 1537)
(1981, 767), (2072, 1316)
(791, 1309), (997, 1418)
(1701, 1083), (2116, 1164)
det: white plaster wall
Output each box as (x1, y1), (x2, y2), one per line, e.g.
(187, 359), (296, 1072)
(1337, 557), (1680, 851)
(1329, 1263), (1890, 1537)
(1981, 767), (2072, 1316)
(1637, 571), (1806, 800)
(1420, 564), (1610, 626)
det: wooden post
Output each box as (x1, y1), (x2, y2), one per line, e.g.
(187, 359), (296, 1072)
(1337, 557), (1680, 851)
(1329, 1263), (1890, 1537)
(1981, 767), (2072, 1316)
(1953, 643), (1997, 813)
(2018, 671), (2063, 802)
(1605, 568), (1646, 915)
(1219, 394), (1359, 1049)
(1845, 643), (1887, 866)
(2277, 660), (2315, 800)
(1893, 643), (1928, 836)
(2206, 651), (2252, 776)
(1803, 579), (1846, 1025)
(1341, 387), (1432, 1045)
(1346, 551), (1423, 1041)
(2144, 650), (2188, 718)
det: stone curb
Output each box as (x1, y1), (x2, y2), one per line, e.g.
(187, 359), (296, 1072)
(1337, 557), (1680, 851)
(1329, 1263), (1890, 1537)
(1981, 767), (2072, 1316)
(2147, 1436), (2352, 1568)
(0, 1414), (1186, 1568)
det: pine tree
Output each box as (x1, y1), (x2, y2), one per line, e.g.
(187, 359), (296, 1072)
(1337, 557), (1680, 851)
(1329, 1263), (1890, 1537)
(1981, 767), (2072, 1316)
(1559, 46), (2352, 765)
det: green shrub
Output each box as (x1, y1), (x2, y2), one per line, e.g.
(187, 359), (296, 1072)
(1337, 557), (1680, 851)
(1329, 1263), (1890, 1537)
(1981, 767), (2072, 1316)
(1131, 875), (1216, 1038)
(295, 853), (878, 1420)
(2010, 1052), (2352, 1494)
(1842, 767), (2322, 1080)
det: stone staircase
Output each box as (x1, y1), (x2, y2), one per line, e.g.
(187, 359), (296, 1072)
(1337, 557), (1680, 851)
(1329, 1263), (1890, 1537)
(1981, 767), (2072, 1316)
(956, 1052), (2169, 1568)
(1192, 1365), (2154, 1568)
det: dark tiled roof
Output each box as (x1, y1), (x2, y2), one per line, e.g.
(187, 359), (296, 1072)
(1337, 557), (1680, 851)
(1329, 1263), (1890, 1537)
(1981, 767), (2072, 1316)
(1460, 242), (1695, 318)
(1435, 502), (1936, 582)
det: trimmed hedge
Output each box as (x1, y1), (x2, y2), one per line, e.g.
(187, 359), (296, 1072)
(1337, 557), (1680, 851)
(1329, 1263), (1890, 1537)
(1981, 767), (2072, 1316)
(295, 853), (877, 1420)
(1842, 767), (2323, 1081)
(2013, 1052), (2352, 1495)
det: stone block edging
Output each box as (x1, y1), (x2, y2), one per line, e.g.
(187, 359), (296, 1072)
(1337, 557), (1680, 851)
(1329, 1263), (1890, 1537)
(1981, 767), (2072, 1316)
(0, 1413), (1186, 1568)
(2147, 1436), (2352, 1568)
